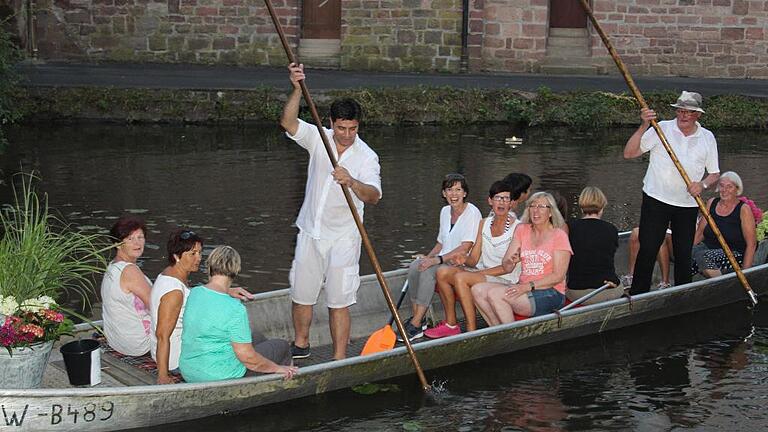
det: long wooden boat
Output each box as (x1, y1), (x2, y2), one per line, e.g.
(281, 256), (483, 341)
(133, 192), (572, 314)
(2, 234), (767, 431)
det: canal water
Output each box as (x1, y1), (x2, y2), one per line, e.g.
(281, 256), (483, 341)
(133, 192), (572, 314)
(2, 123), (767, 430)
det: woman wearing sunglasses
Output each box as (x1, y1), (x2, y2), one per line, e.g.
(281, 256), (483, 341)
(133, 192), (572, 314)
(472, 192), (572, 325)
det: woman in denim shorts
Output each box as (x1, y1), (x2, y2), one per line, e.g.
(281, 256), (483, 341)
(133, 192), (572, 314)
(472, 192), (573, 325)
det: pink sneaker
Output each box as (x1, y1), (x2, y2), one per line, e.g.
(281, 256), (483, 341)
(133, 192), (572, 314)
(424, 321), (461, 339)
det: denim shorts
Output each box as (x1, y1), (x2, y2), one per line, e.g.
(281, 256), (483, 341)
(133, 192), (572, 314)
(528, 288), (566, 316)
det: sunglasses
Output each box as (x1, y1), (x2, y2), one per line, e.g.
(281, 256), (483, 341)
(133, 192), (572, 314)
(179, 230), (196, 240)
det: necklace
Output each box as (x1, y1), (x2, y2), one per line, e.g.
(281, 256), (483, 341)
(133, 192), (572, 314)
(490, 214), (512, 233)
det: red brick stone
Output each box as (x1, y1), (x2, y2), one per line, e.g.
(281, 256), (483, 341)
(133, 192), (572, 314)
(196, 6), (217, 16)
(721, 27), (745, 40)
(746, 27), (764, 39)
(513, 38), (533, 49)
(213, 37), (235, 49)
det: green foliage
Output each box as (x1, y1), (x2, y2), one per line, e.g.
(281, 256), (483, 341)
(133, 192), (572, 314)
(704, 94), (768, 129)
(0, 173), (109, 308)
(0, 25), (23, 148)
(757, 212), (768, 242)
(14, 85), (768, 130)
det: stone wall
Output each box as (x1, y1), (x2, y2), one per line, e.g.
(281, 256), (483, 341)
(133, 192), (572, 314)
(12, 0), (768, 78)
(340, 0), (469, 72)
(589, 0), (768, 78)
(478, 0), (549, 73)
(30, 0), (298, 64)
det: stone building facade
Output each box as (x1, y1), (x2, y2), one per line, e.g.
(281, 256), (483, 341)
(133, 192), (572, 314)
(8, 0), (768, 78)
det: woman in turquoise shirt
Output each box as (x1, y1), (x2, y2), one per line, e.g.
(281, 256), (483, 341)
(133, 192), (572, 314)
(179, 246), (297, 382)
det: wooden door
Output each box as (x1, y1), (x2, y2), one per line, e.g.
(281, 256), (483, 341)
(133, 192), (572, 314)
(549, 0), (588, 28)
(302, 0), (341, 39)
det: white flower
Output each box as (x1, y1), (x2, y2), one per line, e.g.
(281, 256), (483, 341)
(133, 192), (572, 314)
(19, 295), (57, 312)
(0, 295), (19, 315)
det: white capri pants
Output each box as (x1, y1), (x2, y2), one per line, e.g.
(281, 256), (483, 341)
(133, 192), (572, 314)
(289, 232), (362, 308)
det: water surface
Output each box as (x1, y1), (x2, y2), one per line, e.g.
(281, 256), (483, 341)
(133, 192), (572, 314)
(2, 123), (767, 431)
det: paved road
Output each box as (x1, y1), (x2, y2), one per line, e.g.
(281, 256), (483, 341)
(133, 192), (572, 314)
(16, 61), (768, 97)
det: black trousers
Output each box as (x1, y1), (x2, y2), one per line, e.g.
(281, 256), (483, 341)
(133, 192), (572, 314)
(630, 193), (698, 294)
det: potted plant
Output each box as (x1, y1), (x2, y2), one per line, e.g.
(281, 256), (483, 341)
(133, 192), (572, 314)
(0, 173), (107, 389)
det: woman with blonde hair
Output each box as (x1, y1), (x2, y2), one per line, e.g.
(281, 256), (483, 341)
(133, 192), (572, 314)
(471, 192), (573, 325)
(179, 245), (297, 382)
(565, 186), (623, 304)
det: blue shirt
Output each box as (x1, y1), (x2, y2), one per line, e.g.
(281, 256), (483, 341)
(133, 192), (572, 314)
(179, 286), (251, 382)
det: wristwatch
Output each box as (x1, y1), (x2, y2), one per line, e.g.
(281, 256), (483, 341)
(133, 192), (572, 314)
(529, 281), (535, 291)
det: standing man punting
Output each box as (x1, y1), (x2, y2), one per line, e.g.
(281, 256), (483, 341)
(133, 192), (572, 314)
(280, 63), (382, 360)
(623, 91), (720, 294)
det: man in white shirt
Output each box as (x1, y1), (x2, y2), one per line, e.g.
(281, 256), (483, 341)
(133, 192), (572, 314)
(623, 91), (720, 294)
(280, 63), (382, 360)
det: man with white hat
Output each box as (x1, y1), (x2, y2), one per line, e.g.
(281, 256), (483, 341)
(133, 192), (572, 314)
(623, 91), (720, 294)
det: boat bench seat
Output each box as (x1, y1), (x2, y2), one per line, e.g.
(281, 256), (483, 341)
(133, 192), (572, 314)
(96, 336), (184, 385)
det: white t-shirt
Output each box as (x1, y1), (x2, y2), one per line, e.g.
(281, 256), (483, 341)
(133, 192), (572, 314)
(286, 119), (382, 240)
(436, 203), (482, 255)
(640, 119), (719, 207)
(100, 261), (151, 356)
(150, 274), (189, 371)
(479, 216), (522, 283)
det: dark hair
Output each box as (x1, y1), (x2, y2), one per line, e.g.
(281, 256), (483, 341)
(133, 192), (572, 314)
(503, 172), (533, 201)
(548, 190), (569, 220)
(441, 173), (469, 198)
(109, 215), (147, 243)
(330, 98), (363, 122)
(488, 180), (511, 198)
(167, 229), (203, 265)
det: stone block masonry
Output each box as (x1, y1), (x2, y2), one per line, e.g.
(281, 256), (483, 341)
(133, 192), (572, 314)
(29, 0), (300, 65)
(15, 0), (768, 78)
(340, 0), (473, 72)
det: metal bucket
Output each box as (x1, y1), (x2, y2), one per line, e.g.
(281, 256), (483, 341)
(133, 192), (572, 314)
(0, 341), (54, 389)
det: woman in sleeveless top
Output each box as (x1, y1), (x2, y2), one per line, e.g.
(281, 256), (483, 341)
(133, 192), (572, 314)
(692, 171), (757, 278)
(425, 180), (523, 339)
(151, 230), (255, 384)
(472, 192), (573, 325)
(151, 229), (204, 384)
(101, 216), (152, 356)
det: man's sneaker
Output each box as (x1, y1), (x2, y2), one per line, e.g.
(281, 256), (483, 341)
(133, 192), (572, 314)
(654, 281), (672, 291)
(396, 318), (425, 342)
(424, 321), (461, 339)
(620, 274), (633, 288)
(290, 342), (311, 359)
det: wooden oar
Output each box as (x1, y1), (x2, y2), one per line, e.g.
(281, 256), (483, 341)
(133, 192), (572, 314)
(577, 0), (758, 306)
(559, 282), (615, 312)
(262, 0), (431, 391)
(361, 280), (410, 356)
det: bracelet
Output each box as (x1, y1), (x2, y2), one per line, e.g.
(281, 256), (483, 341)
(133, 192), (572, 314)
(438, 256), (443, 264)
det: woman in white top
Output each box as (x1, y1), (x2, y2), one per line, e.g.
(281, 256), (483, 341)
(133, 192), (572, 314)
(398, 173), (482, 342)
(425, 180), (523, 339)
(151, 229), (204, 384)
(151, 230), (255, 384)
(100, 216), (152, 356)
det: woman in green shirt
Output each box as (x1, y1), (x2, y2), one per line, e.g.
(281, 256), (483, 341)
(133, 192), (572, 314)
(179, 246), (297, 382)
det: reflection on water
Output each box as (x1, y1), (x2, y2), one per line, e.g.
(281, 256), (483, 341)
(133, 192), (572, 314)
(2, 123), (768, 430)
(141, 303), (766, 431)
(3, 123), (767, 292)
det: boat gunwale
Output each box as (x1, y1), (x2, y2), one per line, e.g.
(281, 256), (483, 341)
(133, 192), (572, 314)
(4, 256), (766, 398)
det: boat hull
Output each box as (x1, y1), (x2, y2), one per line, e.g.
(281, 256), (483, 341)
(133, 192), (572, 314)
(2, 240), (766, 431)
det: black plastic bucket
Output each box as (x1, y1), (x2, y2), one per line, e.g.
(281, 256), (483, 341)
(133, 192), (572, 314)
(59, 339), (101, 386)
